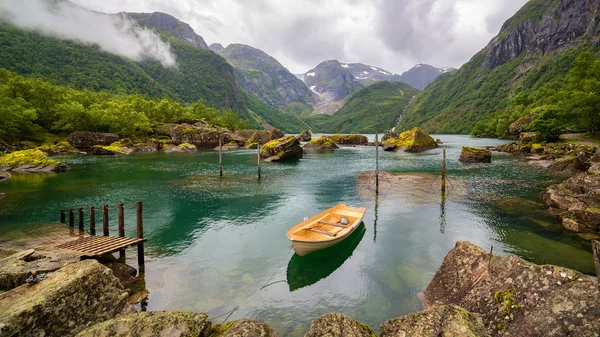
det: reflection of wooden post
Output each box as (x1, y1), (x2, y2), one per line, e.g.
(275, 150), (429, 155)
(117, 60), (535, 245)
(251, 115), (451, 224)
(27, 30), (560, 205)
(102, 205), (109, 236)
(89, 207), (96, 236)
(375, 129), (379, 195)
(118, 203), (125, 260)
(60, 210), (66, 224)
(257, 143), (261, 180)
(441, 146), (447, 193)
(68, 209), (74, 227)
(219, 136), (223, 177)
(137, 201), (145, 273)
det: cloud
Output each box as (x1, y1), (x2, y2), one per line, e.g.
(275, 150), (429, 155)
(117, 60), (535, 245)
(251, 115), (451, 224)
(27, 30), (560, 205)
(0, 0), (177, 67)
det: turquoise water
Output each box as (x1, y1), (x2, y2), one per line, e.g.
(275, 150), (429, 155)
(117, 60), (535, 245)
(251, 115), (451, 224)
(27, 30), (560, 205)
(0, 135), (595, 336)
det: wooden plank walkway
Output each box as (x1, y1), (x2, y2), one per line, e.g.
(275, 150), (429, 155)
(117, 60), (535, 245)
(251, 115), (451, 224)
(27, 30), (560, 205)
(56, 236), (147, 257)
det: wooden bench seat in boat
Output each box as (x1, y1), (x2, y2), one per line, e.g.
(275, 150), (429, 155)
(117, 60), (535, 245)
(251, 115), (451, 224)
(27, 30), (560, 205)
(306, 228), (336, 236)
(318, 220), (349, 228)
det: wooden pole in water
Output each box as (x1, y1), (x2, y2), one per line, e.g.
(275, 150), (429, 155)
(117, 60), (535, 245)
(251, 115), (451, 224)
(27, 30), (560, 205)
(136, 201), (145, 273)
(488, 245), (494, 272)
(60, 210), (66, 224)
(257, 143), (261, 180)
(441, 146), (447, 193)
(68, 209), (74, 227)
(375, 129), (379, 195)
(219, 136), (223, 177)
(102, 205), (109, 236)
(118, 203), (125, 260)
(89, 206), (96, 236)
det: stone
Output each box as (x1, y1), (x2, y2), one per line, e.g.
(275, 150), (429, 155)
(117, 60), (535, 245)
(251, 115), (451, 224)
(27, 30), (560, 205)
(75, 311), (212, 337)
(303, 137), (339, 150)
(0, 149), (70, 173)
(382, 127), (438, 153)
(164, 142), (198, 153)
(493, 142), (519, 153)
(169, 123), (231, 149)
(37, 141), (81, 155)
(518, 132), (538, 145)
(423, 241), (600, 337)
(297, 130), (312, 142)
(459, 146), (492, 163)
(260, 136), (303, 162)
(594, 241), (600, 288)
(435, 138), (443, 144)
(509, 114), (537, 136)
(68, 132), (119, 151)
(305, 312), (375, 337)
(0, 259), (129, 337)
(239, 129), (285, 148)
(218, 142), (241, 150)
(380, 305), (489, 337)
(382, 130), (399, 142)
(322, 134), (369, 145)
(0, 172), (10, 181)
(213, 319), (278, 337)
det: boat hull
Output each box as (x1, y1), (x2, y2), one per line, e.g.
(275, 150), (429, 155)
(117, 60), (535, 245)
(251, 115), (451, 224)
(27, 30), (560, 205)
(291, 227), (359, 256)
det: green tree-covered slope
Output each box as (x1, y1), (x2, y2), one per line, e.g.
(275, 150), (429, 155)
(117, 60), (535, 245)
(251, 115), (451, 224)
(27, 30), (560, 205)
(302, 81), (418, 133)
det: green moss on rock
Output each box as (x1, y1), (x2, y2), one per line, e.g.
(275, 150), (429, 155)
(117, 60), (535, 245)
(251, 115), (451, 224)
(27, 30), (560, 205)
(304, 137), (339, 149)
(382, 127), (438, 153)
(0, 149), (69, 172)
(459, 146), (492, 163)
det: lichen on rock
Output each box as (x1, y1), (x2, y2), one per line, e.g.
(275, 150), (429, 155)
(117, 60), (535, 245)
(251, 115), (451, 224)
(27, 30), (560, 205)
(0, 149), (70, 173)
(304, 137), (339, 150)
(382, 127), (438, 153)
(211, 319), (278, 337)
(460, 146), (492, 163)
(322, 134), (368, 145)
(260, 136), (303, 162)
(297, 130), (312, 142)
(305, 312), (375, 337)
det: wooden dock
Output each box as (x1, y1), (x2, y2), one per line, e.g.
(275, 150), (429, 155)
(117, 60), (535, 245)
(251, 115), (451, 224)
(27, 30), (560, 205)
(56, 236), (146, 257)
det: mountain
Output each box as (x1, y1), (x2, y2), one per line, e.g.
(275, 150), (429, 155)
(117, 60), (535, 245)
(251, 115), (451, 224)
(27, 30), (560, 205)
(125, 12), (209, 50)
(343, 63), (397, 85)
(304, 60), (364, 115)
(397, 64), (453, 90)
(398, 0), (600, 136)
(209, 43), (224, 52)
(216, 44), (316, 110)
(302, 81), (418, 133)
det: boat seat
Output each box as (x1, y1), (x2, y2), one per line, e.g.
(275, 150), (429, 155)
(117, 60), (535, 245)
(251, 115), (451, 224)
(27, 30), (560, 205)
(305, 228), (336, 236)
(318, 220), (349, 228)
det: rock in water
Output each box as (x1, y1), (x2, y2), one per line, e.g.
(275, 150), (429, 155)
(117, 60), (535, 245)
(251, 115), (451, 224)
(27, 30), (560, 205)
(304, 137), (339, 150)
(212, 319), (279, 337)
(459, 146), (492, 163)
(380, 305), (489, 337)
(305, 312), (376, 337)
(260, 136), (303, 162)
(382, 127), (438, 153)
(322, 134), (368, 145)
(381, 130), (399, 142)
(68, 132), (119, 151)
(75, 311), (212, 337)
(0, 172), (10, 181)
(423, 241), (600, 336)
(0, 149), (70, 173)
(297, 130), (312, 142)
(0, 259), (129, 337)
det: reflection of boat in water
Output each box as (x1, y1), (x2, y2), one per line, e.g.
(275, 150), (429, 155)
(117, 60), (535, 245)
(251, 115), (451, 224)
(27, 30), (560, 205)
(286, 204), (367, 256)
(286, 223), (366, 291)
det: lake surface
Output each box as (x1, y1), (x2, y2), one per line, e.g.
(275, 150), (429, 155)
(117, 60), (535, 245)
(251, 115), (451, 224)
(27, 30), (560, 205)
(0, 135), (595, 336)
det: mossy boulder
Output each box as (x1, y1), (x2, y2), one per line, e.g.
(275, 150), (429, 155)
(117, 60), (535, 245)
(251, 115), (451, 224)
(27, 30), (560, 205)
(519, 132), (538, 145)
(0, 149), (69, 173)
(68, 132), (119, 151)
(218, 141), (241, 151)
(297, 130), (312, 142)
(243, 129), (285, 148)
(211, 319), (278, 337)
(260, 136), (303, 162)
(76, 311), (212, 337)
(165, 142), (198, 153)
(304, 137), (339, 150)
(0, 259), (129, 337)
(322, 134), (368, 145)
(382, 127), (438, 153)
(92, 141), (135, 155)
(380, 305), (489, 337)
(170, 123), (232, 149)
(381, 130), (399, 142)
(305, 312), (375, 337)
(459, 146), (492, 163)
(0, 172), (10, 181)
(37, 141), (80, 155)
(423, 241), (600, 336)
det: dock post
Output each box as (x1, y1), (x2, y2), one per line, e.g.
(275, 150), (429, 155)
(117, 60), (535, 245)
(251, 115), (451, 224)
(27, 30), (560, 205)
(219, 136), (223, 177)
(375, 129), (379, 195)
(441, 146), (447, 194)
(257, 143), (261, 180)
(136, 201), (145, 273)
(60, 210), (65, 224)
(89, 207), (96, 236)
(102, 205), (109, 236)
(78, 208), (84, 232)
(593, 241), (600, 289)
(118, 203), (125, 260)
(68, 209), (74, 227)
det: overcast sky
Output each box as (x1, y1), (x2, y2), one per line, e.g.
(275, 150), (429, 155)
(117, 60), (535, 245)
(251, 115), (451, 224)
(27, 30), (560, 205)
(71, 0), (528, 74)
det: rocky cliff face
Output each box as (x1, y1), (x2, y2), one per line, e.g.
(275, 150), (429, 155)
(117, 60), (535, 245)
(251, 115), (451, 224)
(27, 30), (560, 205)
(482, 0), (600, 71)
(304, 60), (363, 114)
(124, 12), (209, 50)
(218, 44), (316, 109)
(397, 64), (453, 90)
(344, 63), (396, 85)
(209, 43), (224, 52)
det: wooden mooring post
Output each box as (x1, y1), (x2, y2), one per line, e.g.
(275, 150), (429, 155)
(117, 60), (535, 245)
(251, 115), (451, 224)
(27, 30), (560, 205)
(219, 136), (223, 177)
(102, 205), (109, 236)
(593, 240), (600, 288)
(257, 143), (261, 180)
(375, 129), (379, 195)
(136, 201), (145, 273)
(78, 208), (84, 232)
(60, 210), (66, 224)
(68, 209), (74, 228)
(441, 146), (447, 193)
(89, 206), (96, 236)
(118, 203), (125, 260)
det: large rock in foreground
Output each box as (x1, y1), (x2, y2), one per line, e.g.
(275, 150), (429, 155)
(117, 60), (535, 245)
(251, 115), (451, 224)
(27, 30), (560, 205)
(76, 311), (212, 337)
(0, 259), (129, 337)
(460, 146), (492, 163)
(260, 136), (303, 162)
(304, 137), (338, 150)
(322, 134), (368, 145)
(305, 312), (375, 337)
(423, 241), (600, 336)
(213, 319), (279, 337)
(380, 305), (489, 337)
(68, 132), (119, 151)
(0, 149), (70, 173)
(382, 127), (438, 153)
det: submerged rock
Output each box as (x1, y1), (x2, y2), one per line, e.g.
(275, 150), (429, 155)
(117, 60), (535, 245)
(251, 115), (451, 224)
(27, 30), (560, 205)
(297, 130), (312, 142)
(0, 259), (129, 337)
(76, 311), (211, 337)
(459, 146), (492, 163)
(304, 137), (339, 150)
(380, 305), (489, 337)
(322, 134), (368, 145)
(68, 132), (119, 151)
(212, 319), (279, 337)
(423, 241), (600, 336)
(260, 136), (303, 162)
(0, 149), (69, 173)
(305, 312), (375, 337)
(382, 127), (438, 153)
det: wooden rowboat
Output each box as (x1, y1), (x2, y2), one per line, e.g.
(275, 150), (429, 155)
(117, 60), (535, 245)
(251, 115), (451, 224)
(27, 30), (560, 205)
(286, 203), (367, 256)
